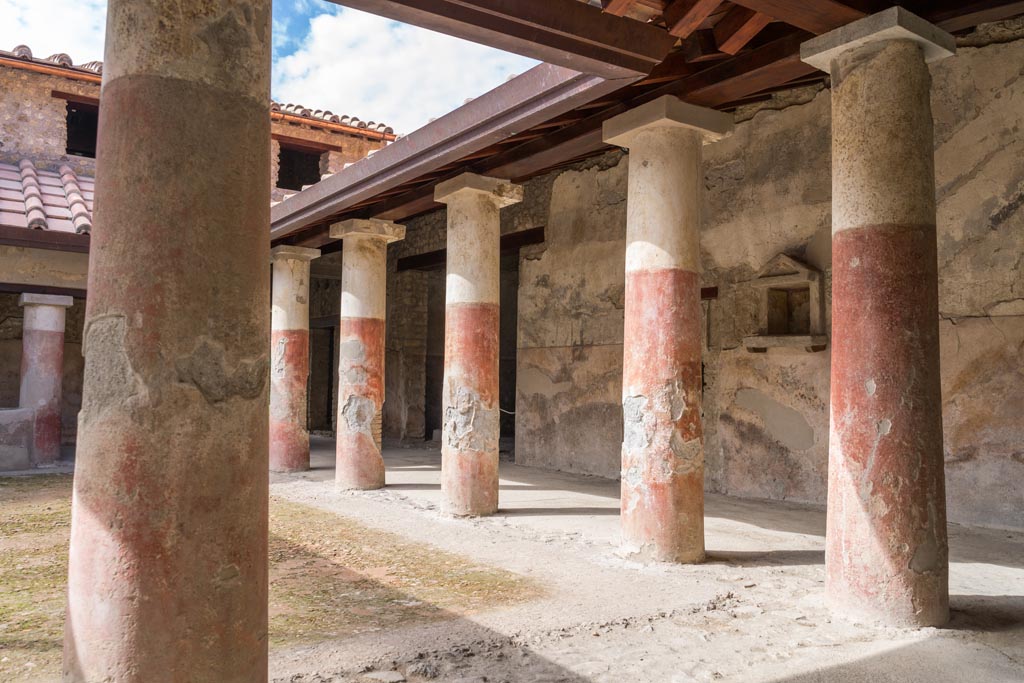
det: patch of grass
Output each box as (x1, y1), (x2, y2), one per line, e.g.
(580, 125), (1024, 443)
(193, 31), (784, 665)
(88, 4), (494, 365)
(268, 496), (542, 646)
(0, 474), (73, 682)
(0, 475), (541, 679)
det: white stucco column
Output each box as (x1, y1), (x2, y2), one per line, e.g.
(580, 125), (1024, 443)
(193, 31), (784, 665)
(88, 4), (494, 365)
(330, 218), (405, 490)
(434, 173), (522, 516)
(270, 245), (320, 473)
(603, 96), (732, 563)
(18, 293), (73, 466)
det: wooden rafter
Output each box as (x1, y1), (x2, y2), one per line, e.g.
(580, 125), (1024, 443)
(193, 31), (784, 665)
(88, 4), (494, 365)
(680, 31), (729, 63)
(602, 0), (640, 17)
(663, 0), (723, 39)
(325, 0), (676, 77)
(726, 0), (865, 34)
(713, 6), (773, 54)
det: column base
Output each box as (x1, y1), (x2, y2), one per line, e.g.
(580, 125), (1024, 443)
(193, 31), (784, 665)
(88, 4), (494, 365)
(335, 439), (385, 490)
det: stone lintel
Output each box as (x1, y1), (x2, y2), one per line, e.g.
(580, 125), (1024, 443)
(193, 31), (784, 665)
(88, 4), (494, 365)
(270, 245), (321, 263)
(18, 293), (73, 308)
(801, 7), (954, 74)
(434, 172), (523, 208)
(602, 95), (733, 148)
(329, 218), (406, 243)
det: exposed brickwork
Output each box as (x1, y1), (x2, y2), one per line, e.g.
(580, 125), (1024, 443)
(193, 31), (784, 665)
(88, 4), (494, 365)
(384, 254), (428, 441)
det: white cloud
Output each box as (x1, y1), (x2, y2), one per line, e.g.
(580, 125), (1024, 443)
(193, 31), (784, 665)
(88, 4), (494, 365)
(0, 0), (106, 64)
(272, 7), (538, 135)
(1, 1), (537, 137)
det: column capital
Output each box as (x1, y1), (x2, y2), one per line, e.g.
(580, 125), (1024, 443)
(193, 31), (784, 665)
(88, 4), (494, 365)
(434, 172), (523, 208)
(603, 95), (733, 148)
(270, 245), (321, 264)
(18, 293), (73, 309)
(329, 218), (406, 243)
(801, 7), (954, 75)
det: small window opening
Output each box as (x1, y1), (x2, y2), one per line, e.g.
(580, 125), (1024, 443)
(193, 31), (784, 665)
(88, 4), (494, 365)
(65, 102), (99, 158)
(277, 145), (322, 191)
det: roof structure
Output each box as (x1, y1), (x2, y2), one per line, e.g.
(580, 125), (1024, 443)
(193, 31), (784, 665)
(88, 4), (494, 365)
(0, 45), (398, 142)
(0, 160), (93, 233)
(271, 0), (1024, 248)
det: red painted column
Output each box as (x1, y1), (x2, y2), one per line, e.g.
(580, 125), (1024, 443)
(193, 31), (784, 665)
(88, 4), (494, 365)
(434, 173), (522, 516)
(331, 219), (405, 490)
(18, 294), (73, 466)
(802, 8), (955, 626)
(270, 246), (320, 472)
(63, 0), (272, 680)
(603, 97), (732, 563)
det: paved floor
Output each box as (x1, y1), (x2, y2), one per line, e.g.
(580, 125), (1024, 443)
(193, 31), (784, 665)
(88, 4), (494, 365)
(267, 437), (1024, 682)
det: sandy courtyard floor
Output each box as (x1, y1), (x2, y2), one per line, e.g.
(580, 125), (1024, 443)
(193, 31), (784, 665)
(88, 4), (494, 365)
(3, 436), (1022, 682)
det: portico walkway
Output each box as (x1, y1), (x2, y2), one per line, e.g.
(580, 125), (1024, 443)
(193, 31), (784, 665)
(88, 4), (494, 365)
(265, 436), (1024, 683)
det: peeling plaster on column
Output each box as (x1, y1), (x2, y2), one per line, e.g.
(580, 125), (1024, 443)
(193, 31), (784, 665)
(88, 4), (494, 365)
(331, 218), (405, 490)
(64, 1), (274, 678)
(604, 97), (732, 564)
(269, 246), (319, 473)
(18, 294), (73, 466)
(435, 173), (522, 517)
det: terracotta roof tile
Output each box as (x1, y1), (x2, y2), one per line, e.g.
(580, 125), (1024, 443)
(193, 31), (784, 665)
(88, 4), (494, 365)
(0, 159), (94, 234)
(2, 45), (390, 133)
(271, 100), (394, 135)
(1, 44), (102, 76)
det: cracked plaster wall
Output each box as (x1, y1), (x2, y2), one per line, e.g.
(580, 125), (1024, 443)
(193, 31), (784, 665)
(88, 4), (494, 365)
(385, 25), (1023, 529)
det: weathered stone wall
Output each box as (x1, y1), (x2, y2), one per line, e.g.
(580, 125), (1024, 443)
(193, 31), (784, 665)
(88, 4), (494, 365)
(0, 62), (386, 188)
(384, 254), (428, 441)
(383, 27), (1024, 529)
(0, 293), (86, 446)
(0, 66), (98, 174)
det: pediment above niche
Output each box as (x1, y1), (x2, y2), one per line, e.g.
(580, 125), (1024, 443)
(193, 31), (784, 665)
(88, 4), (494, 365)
(743, 253), (827, 353)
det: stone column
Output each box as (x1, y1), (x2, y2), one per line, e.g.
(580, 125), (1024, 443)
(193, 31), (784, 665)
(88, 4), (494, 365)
(270, 246), (320, 472)
(63, 1), (272, 681)
(603, 96), (732, 563)
(434, 173), (522, 516)
(802, 8), (954, 627)
(330, 219), (405, 489)
(18, 293), (73, 466)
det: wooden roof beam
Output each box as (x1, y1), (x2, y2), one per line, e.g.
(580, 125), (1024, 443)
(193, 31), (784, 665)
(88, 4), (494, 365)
(325, 0), (676, 78)
(713, 6), (773, 54)
(270, 63), (634, 241)
(663, 0), (723, 39)
(929, 0), (1024, 32)
(602, 0), (640, 17)
(726, 0), (865, 34)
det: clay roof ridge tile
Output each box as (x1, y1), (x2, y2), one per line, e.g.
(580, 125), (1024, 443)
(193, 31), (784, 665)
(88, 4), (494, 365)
(58, 164), (92, 234)
(46, 53), (73, 67)
(271, 99), (391, 133)
(17, 159), (47, 229)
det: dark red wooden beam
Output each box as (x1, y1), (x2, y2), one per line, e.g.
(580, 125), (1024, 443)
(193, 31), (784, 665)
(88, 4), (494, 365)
(929, 0), (1024, 32)
(727, 0), (865, 34)
(325, 0), (675, 78)
(602, 0), (640, 17)
(0, 225), (90, 253)
(271, 63), (635, 241)
(713, 6), (773, 54)
(663, 0), (723, 39)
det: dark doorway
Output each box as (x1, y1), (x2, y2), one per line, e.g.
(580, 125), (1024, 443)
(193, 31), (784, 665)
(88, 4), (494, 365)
(308, 326), (335, 432)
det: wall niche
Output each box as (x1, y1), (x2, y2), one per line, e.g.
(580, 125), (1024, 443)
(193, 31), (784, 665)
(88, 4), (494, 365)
(743, 254), (827, 353)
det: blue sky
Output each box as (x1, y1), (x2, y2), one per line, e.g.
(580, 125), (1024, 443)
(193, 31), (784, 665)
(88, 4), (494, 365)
(0, 0), (537, 134)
